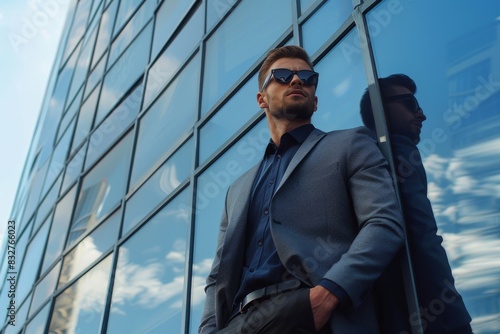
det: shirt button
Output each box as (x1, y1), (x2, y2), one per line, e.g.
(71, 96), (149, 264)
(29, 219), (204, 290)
(264, 209), (269, 215)
(270, 179), (274, 184)
(249, 268), (254, 272)
(258, 241), (263, 247)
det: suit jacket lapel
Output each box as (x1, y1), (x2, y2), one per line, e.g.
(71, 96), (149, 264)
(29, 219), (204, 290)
(275, 129), (325, 194)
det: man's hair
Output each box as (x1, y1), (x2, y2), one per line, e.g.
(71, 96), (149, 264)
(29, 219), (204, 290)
(258, 46), (314, 90)
(360, 73), (417, 130)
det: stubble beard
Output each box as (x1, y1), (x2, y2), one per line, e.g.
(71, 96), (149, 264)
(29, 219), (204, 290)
(270, 98), (315, 120)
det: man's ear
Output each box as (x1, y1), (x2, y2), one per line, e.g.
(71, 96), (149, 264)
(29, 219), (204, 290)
(313, 95), (318, 111)
(257, 91), (268, 109)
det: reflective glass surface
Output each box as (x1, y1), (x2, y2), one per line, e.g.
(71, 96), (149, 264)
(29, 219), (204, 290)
(34, 175), (61, 232)
(86, 83), (142, 169)
(132, 54), (200, 187)
(57, 88), (82, 144)
(367, 1), (500, 332)
(301, 0), (352, 55)
(107, 189), (191, 333)
(42, 117), (75, 196)
(124, 138), (193, 235)
(22, 161), (48, 227)
(29, 261), (61, 317)
(114, 0), (144, 35)
(205, 0), (236, 32)
(36, 42), (80, 167)
(24, 301), (51, 334)
(62, 0), (92, 63)
(189, 119), (268, 331)
(71, 86), (99, 154)
(202, 0), (291, 114)
(300, 0), (315, 15)
(13, 219), (50, 305)
(67, 25), (98, 104)
(4, 294), (30, 334)
(199, 74), (259, 164)
(85, 55), (106, 99)
(59, 210), (120, 288)
(69, 132), (132, 246)
(109, 0), (155, 66)
(41, 185), (77, 274)
(143, 5), (203, 106)
(152, 0), (195, 59)
(97, 21), (152, 122)
(91, 0), (118, 68)
(47, 255), (113, 333)
(61, 142), (87, 194)
(313, 28), (367, 130)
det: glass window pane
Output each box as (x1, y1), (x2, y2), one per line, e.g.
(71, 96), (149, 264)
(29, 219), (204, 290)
(97, 21), (152, 123)
(13, 219), (51, 305)
(41, 185), (77, 274)
(114, 0), (144, 35)
(59, 210), (120, 288)
(43, 117), (75, 196)
(132, 54), (200, 187)
(62, 0), (93, 63)
(190, 119), (268, 330)
(300, 0), (315, 14)
(206, 0), (234, 32)
(91, 0), (118, 68)
(86, 83), (142, 170)
(199, 74), (259, 164)
(22, 160), (48, 224)
(34, 174), (61, 232)
(152, 0), (196, 59)
(85, 55), (105, 99)
(37, 42), (81, 167)
(4, 295), (30, 334)
(62, 142), (87, 194)
(24, 301), (51, 334)
(313, 28), (367, 130)
(106, 189), (191, 333)
(29, 261), (61, 318)
(301, 0), (352, 55)
(69, 132), (132, 246)
(47, 255), (113, 333)
(67, 25), (98, 104)
(143, 5), (203, 105)
(109, 0), (155, 67)
(366, 1), (500, 332)
(124, 138), (193, 234)
(57, 88), (83, 144)
(71, 86), (100, 155)
(201, 0), (291, 114)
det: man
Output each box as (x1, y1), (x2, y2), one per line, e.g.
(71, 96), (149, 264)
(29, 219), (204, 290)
(199, 46), (405, 334)
(360, 74), (473, 333)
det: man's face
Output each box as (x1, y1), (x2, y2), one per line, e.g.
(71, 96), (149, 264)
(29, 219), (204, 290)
(384, 85), (426, 143)
(257, 57), (318, 121)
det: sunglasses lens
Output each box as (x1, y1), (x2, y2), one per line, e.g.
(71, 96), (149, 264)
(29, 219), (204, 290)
(273, 69), (294, 84)
(272, 69), (318, 86)
(299, 71), (318, 86)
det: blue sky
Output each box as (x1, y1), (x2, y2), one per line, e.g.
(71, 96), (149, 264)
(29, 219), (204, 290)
(0, 0), (70, 249)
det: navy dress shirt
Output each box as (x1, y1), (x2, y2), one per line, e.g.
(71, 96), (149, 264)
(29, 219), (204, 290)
(231, 124), (349, 315)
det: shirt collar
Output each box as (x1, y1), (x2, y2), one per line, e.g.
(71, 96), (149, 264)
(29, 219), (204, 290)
(264, 124), (315, 157)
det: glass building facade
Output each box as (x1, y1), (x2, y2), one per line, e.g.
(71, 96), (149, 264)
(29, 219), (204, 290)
(1, 0), (499, 333)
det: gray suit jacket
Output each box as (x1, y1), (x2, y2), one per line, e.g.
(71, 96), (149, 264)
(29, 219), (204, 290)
(199, 126), (404, 333)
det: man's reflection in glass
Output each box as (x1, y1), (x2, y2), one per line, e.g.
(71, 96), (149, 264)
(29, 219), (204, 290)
(360, 74), (473, 334)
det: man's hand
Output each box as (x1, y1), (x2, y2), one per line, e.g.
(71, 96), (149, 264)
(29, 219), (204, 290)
(309, 285), (340, 331)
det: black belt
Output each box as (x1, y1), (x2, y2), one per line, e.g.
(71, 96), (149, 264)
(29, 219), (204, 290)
(239, 278), (302, 313)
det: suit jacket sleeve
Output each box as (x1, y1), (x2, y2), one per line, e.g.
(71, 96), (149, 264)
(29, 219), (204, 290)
(323, 128), (405, 307)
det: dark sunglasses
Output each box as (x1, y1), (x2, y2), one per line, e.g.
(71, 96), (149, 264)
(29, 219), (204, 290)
(384, 94), (421, 113)
(261, 68), (319, 91)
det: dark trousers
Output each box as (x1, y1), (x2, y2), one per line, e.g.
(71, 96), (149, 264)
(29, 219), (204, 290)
(217, 288), (331, 334)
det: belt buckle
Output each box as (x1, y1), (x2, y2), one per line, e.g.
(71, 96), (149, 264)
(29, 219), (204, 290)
(239, 302), (246, 314)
